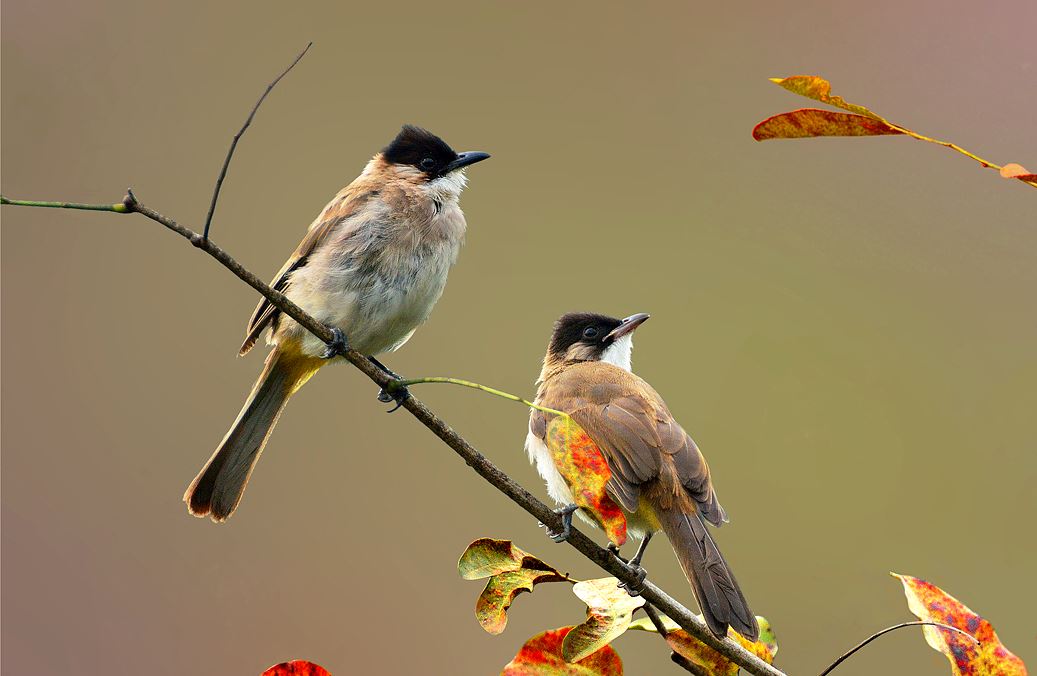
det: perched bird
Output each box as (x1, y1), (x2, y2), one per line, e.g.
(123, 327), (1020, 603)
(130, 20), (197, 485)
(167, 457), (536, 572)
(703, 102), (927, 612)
(526, 312), (758, 640)
(185, 125), (489, 522)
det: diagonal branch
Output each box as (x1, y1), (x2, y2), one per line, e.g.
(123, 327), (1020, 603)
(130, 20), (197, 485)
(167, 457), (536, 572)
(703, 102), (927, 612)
(1, 188), (785, 676)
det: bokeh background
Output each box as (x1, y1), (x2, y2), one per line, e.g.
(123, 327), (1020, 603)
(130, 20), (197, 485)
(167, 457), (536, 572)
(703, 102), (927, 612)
(3, 1), (1035, 674)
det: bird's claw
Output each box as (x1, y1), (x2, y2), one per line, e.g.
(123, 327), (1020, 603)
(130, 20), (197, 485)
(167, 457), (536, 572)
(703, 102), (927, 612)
(541, 503), (578, 543)
(321, 328), (349, 359)
(378, 382), (410, 413)
(608, 543), (647, 597)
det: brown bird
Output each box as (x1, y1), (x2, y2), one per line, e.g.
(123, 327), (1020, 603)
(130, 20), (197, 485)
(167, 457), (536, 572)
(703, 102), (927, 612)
(526, 312), (758, 640)
(184, 125), (489, 522)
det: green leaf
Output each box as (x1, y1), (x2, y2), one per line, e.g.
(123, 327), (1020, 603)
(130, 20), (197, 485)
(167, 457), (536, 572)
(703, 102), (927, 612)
(628, 613), (778, 676)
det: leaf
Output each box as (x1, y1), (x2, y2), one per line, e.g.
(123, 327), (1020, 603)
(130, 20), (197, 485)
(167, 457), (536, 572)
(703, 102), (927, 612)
(769, 75), (883, 119)
(893, 573), (1027, 676)
(458, 538), (570, 634)
(562, 578), (645, 663)
(261, 661), (331, 676)
(752, 109), (903, 141)
(502, 627), (623, 676)
(1000, 163), (1037, 183)
(545, 415), (627, 546)
(629, 614), (778, 676)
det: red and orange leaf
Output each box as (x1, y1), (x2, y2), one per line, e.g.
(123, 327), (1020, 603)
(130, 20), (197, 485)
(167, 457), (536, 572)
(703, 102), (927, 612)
(459, 538), (570, 634)
(753, 109), (902, 141)
(261, 661), (331, 676)
(545, 416), (627, 546)
(629, 615), (778, 676)
(893, 573), (1027, 676)
(769, 75), (882, 119)
(562, 578), (645, 663)
(502, 627), (623, 676)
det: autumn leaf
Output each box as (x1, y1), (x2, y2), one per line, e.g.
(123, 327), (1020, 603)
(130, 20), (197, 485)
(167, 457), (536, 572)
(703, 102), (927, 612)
(502, 627), (623, 676)
(261, 661), (331, 676)
(628, 614), (778, 676)
(752, 109), (902, 141)
(545, 415), (627, 546)
(893, 573), (1027, 676)
(458, 538), (570, 634)
(561, 577), (645, 663)
(754, 74), (1037, 189)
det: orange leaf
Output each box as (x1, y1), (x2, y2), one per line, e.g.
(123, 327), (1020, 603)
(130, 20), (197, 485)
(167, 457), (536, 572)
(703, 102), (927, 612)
(629, 614), (778, 676)
(562, 578), (645, 662)
(1000, 163), (1037, 182)
(753, 109), (903, 141)
(893, 573), (1027, 675)
(261, 661), (331, 676)
(769, 75), (883, 119)
(502, 627), (623, 676)
(545, 416), (627, 546)
(459, 538), (569, 634)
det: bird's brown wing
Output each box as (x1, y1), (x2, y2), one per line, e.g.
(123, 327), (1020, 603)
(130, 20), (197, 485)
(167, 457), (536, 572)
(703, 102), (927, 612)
(538, 362), (726, 525)
(239, 187), (372, 355)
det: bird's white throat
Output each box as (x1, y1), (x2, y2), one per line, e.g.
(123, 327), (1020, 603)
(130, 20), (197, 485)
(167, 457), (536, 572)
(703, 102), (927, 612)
(601, 334), (634, 371)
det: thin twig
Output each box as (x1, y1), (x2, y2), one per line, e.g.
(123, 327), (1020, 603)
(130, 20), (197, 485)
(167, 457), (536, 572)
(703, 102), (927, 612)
(201, 42), (312, 240)
(818, 621), (978, 676)
(0, 196), (131, 213)
(643, 603), (671, 636)
(391, 376), (567, 417)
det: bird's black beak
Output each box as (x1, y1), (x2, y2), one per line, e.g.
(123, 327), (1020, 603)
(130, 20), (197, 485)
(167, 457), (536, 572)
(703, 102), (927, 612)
(605, 313), (650, 341)
(443, 151), (491, 173)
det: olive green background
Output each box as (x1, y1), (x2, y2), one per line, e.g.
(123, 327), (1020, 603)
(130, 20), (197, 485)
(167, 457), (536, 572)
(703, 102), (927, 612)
(3, 1), (1034, 674)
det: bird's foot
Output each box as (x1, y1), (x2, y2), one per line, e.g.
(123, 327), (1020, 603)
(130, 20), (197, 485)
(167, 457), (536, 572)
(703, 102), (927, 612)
(539, 503), (578, 543)
(609, 544), (648, 597)
(369, 357), (409, 412)
(321, 328), (349, 359)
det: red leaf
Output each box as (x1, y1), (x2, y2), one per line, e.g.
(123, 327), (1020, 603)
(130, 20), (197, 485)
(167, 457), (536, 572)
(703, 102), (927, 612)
(262, 660), (331, 676)
(753, 109), (903, 141)
(893, 573), (1027, 675)
(1000, 163), (1037, 182)
(502, 627), (623, 676)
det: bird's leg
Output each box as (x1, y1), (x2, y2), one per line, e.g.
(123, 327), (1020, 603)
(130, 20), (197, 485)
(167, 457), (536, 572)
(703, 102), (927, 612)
(320, 328), (349, 359)
(539, 503), (578, 543)
(615, 532), (653, 597)
(368, 356), (409, 412)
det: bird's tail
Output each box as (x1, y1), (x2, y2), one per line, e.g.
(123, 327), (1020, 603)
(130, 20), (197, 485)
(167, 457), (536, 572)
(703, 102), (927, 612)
(184, 346), (321, 522)
(656, 506), (759, 641)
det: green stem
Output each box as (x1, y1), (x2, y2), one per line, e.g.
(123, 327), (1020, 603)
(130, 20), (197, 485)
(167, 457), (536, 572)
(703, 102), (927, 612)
(1, 195), (131, 212)
(390, 377), (568, 418)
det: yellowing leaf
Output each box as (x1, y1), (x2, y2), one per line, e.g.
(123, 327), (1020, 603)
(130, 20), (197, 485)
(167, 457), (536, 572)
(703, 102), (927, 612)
(261, 661), (331, 676)
(545, 416), (627, 546)
(562, 578), (645, 663)
(502, 627), (623, 676)
(753, 109), (902, 141)
(1000, 163), (1037, 182)
(893, 573), (1027, 676)
(628, 614), (778, 676)
(458, 538), (569, 634)
(769, 75), (883, 119)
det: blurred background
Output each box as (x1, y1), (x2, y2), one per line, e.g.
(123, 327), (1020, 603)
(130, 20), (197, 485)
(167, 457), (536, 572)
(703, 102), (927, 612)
(3, 1), (1035, 674)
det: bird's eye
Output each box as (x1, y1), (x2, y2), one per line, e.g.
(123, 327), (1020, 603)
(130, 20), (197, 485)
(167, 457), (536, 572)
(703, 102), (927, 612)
(419, 157), (436, 171)
(583, 327), (599, 339)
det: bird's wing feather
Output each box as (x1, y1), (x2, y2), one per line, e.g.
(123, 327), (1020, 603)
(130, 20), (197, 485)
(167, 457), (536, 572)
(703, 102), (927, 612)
(239, 188), (373, 355)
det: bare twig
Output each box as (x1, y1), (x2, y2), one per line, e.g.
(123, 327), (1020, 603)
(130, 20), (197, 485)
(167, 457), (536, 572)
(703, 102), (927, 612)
(201, 42), (312, 240)
(818, 621), (978, 676)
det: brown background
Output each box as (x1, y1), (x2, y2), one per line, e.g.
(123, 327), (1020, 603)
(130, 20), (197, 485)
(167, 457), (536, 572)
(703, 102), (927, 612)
(3, 1), (1035, 674)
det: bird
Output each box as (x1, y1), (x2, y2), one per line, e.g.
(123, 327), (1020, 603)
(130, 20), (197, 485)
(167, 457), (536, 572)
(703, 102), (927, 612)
(525, 312), (759, 640)
(184, 125), (489, 522)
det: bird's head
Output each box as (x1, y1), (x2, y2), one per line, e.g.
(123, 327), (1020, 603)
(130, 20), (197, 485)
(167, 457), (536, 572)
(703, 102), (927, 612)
(542, 312), (650, 376)
(379, 125), (489, 198)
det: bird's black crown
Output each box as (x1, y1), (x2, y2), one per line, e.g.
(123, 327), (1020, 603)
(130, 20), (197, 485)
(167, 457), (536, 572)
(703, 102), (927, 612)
(382, 125), (458, 176)
(548, 312), (624, 356)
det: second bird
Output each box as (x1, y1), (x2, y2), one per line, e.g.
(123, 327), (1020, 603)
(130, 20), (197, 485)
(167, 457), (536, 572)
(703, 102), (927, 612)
(185, 125), (489, 522)
(526, 312), (758, 640)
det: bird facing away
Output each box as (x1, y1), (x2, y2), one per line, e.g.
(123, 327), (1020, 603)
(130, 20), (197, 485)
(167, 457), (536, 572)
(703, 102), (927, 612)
(184, 125), (490, 522)
(526, 312), (759, 640)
